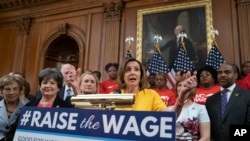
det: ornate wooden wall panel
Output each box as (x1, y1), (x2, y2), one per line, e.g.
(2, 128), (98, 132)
(87, 13), (104, 73)
(236, 0), (250, 63)
(0, 25), (17, 74)
(24, 23), (43, 91)
(102, 1), (123, 64)
(12, 17), (32, 73)
(211, 0), (235, 63)
(0, 0), (247, 93)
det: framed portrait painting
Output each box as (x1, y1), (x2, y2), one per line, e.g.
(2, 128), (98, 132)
(136, 0), (213, 71)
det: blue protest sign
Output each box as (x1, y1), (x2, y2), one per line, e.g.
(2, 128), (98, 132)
(13, 107), (176, 141)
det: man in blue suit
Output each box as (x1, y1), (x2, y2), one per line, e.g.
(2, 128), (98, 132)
(206, 62), (250, 141)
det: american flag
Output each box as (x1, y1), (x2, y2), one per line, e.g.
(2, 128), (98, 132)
(205, 42), (225, 70)
(125, 49), (133, 59)
(173, 44), (195, 72)
(148, 50), (176, 89)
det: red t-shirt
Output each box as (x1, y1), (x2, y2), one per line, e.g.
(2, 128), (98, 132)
(237, 74), (250, 90)
(154, 88), (176, 106)
(99, 79), (119, 94)
(193, 85), (220, 105)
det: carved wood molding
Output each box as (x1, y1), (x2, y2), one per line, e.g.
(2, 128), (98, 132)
(0, 0), (61, 11)
(58, 22), (69, 35)
(235, 0), (250, 4)
(16, 17), (32, 34)
(104, 1), (124, 21)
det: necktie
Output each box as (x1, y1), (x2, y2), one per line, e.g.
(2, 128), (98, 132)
(221, 89), (228, 118)
(66, 88), (71, 99)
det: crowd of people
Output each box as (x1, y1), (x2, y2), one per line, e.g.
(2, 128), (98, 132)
(0, 59), (250, 141)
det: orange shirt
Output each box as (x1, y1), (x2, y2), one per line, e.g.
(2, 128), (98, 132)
(193, 85), (220, 105)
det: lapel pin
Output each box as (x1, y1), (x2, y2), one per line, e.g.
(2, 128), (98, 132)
(235, 94), (239, 96)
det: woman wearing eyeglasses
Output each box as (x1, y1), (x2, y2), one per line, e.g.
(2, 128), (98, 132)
(0, 74), (24, 141)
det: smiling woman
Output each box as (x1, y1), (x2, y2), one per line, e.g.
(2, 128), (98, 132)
(0, 74), (24, 141)
(26, 68), (74, 108)
(5, 68), (75, 141)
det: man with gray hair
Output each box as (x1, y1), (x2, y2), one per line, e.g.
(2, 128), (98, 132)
(161, 25), (196, 68)
(35, 64), (81, 103)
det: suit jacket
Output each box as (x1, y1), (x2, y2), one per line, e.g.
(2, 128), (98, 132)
(0, 100), (24, 140)
(161, 37), (196, 68)
(26, 94), (74, 108)
(206, 86), (250, 141)
(35, 86), (72, 105)
(7, 94), (74, 141)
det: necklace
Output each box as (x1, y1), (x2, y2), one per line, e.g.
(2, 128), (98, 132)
(6, 106), (14, 113)
(4, 100), (17, 114)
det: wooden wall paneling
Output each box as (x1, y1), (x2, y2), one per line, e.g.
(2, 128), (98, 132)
(0, 0), (248, 92)
(0, 25), (17, 76)
(87, 13), (104, 74)
(82, 14), (91, 72)
(101, 1), (123, 79)
(35, 22), (86, 93)
(236, 0), (250, 63)
(12, 17), (32, 73)
(25, 22), (44, 94)
(122, 6), (138, 61)
(211, 0), (237, 63)
(229, 0), (241, 66)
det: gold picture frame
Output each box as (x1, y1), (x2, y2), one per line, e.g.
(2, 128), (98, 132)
(136, 0), (213, 71)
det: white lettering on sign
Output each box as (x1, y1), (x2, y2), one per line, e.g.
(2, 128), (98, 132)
(102, 114), (173, 138)
(140, 116), (157, 137)
(102, 115), (125, 134)
(80, 115), (100, 129)
(122, 116), (140, 135)
(30, 111), (78, 130)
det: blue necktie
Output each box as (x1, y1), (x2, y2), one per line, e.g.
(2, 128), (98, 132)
(66, 88), (71, 99)
(221, 89), (228, 118)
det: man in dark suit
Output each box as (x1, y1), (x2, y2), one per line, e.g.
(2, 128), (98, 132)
(161, 25), (196, 68)
(206, 62), (250, 141)
(35, 64), (81, 104)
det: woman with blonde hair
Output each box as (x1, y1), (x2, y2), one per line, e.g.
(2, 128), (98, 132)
(79, 71), (99, 94)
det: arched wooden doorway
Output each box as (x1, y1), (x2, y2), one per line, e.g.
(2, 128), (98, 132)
(44, 34), (79, 69)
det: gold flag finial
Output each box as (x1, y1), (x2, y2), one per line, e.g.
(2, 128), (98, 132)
(154, 34), (162, 54)
(125, 36), (134, 55)
(177, 32), (187, 53)
(125, 36), (134, 45)
(211, 28), (219, 47)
